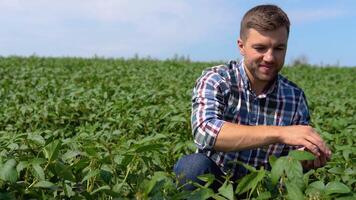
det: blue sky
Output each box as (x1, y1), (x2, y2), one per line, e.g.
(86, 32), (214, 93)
(1, 0), (355, 66)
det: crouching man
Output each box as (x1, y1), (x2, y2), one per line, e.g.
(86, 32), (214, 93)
(174, 4), (331, 191)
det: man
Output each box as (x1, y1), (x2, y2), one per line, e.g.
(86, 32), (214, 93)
(174, 4), (331, 191)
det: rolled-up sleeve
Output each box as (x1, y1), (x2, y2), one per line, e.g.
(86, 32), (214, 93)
(191, 70), (230, 150)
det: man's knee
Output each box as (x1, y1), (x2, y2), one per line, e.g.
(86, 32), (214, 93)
(173, 153), (223, 190)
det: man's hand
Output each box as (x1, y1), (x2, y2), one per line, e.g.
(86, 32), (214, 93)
(298, 147), (330, 170)
(301, 154), (328, 170)
(279, 125), (332, 158)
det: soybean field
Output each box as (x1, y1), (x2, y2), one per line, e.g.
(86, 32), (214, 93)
(0, 56), (355, 199)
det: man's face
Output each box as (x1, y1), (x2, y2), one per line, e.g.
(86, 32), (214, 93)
(238, 27), (288, 86)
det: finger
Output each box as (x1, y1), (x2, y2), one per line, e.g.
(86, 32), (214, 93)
(325, 146), (332, 159)
(319, 153), (327, 167)
(309, 129), (331, 156)
(305, 135), (327, 156)
(326, 150), (332, 161)
(302, 141), (320, 157)
(308, 128), (325, 144)
(307, 133), (325, 151)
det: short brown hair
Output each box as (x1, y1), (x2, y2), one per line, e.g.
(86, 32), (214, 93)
(240, 4), (290, 40)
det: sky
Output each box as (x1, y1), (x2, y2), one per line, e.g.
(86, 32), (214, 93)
(1, 0), (355, 67)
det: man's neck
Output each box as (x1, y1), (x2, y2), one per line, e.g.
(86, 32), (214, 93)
(250, 78), (269, 96)
(243, 65), (274, 96)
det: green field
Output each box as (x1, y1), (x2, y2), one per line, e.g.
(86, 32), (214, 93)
(0, 56), (355, 199)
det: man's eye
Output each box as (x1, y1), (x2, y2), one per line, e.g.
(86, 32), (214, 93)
(275, 47), (285, 51)
(254, 47), (265, 51)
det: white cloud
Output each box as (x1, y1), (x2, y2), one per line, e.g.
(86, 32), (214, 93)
(0, 0), (240, 58)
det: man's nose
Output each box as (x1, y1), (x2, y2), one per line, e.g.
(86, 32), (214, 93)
(264, 50), (275, 63)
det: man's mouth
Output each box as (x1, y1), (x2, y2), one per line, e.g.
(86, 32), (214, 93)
(259, 64), (274, 74)
(259, 64), (273, 68)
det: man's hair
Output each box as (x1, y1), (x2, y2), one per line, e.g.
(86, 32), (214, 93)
(240, 4), (290, 40)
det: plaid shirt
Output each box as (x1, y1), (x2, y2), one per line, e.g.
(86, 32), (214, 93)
(191, 60), (310, 178)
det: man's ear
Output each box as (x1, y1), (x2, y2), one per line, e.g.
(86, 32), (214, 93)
(237, 38), (245, 56)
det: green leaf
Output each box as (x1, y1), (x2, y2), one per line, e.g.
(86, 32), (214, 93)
(53, 162), (76, 182)
(170, 115), (186, 122)
(248, 169), (266, 198)
(64, 183), (75, 197)
(113, 155), (125, 167)
(43, 140), (61, 162)
(16, 161), (29, 174)
(190, 188), (214, 200)
(342, 149), (351, 160)
(27, 134), (45, 146)
(135, 143), (162, 153)
(303, 169), (315, 185)
(218, 180), (234, 200)
(288, 150), (315, 161)
(32, 163), (45, 180)
(7, 143), (19, 151)
(0, 159), (18, 183)
(328, 167), (344, 175)
(285, 181), (304, 200)
(305, 181), (325, 196)
(62, 150), (81, 161)
(119, 154), (134, 166)
(269, 155), (277, 166)
(211, 195), (228, 200)
(235, 161), (257, 172)
(34, 180), (55, 188)
(31, 158), (46, 165)
(0, 191), (15, 199)
(84, 146), (98, 157)
(197, 173), (215, 187)
(90, 185), (110, 195)
(144, 171), (168, 195)
(235, 169), (265, 195)
(236, 172), (255, 194)
(271, 157), (287, 185)
(285, 159), (304, 189)
(82, 170), (99, 183)
(256, 191), (271, 200)
(325, 181), (351, 195)
(172, 191), (192, 200)
(113, 182), (125, 193)
(137, 133), (166, 144)
(309, 181), (325, 190)
(100, 169), (112, 184)
(344, 168), (355, 176)
(334, 194), (356, 200)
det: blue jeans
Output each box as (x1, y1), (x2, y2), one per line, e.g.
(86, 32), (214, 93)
(173, 153), (225, 191)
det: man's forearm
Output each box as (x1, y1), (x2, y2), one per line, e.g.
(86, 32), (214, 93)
(214, 122), (331, 159)
(214, 122), (281, 152)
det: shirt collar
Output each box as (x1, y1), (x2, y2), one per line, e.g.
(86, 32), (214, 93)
(237, 59), (279, 97)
